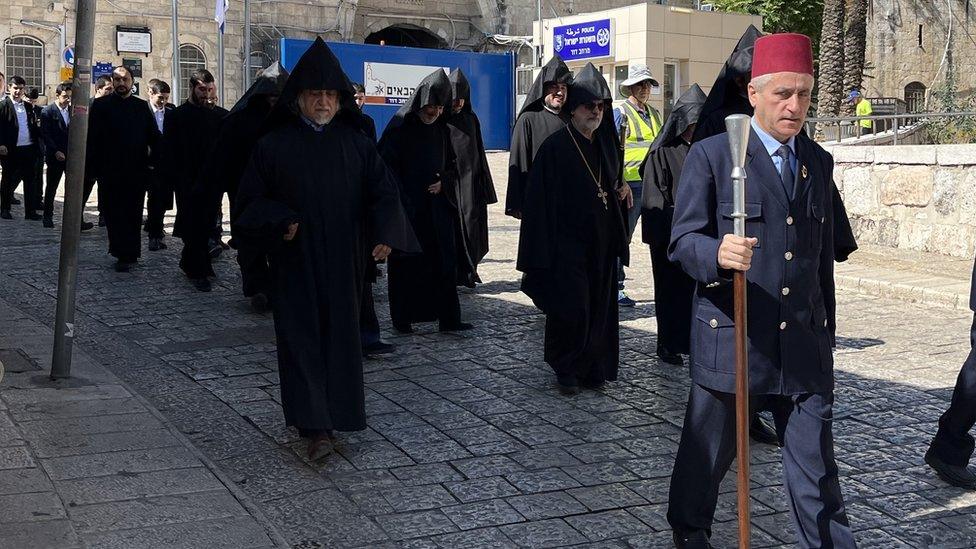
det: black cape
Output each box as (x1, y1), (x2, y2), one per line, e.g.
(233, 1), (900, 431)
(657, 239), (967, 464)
(378, 69), (464, 326)
(232, 37), (418, 433)
(517, 67), (628, 384)
(693, 25), (762, 143)
(505, 55), (573, 217)
(640, 84), (706, 215)
(87, 93), (158, 261)
(446, 68), (497, 287)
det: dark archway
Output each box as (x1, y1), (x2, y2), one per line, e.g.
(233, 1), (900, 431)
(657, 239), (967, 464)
(365, 24), (448, 49)
(904, 81), (926, 113)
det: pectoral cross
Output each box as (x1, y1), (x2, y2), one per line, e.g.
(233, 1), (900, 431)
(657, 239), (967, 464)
(597, 188), (608, 209)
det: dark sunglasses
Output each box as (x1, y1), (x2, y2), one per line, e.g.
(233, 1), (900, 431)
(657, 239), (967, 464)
(581, 101), (605, 112)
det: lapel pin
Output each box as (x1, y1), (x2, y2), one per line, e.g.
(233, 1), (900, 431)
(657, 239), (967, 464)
(801, 165), (808, 179)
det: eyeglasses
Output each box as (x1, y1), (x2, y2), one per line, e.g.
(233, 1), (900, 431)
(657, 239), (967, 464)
(581, 101), (605, 112)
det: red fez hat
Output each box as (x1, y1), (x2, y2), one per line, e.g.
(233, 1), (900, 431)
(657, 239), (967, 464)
(751, 33), (813, 79)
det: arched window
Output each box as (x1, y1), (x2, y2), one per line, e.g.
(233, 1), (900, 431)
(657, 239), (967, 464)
(904, 81), (926, 113)
(4, 36), (45, 90)
(178, 44), (207, 102)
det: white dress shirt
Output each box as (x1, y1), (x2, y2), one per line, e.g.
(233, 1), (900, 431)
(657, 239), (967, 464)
(13, 100), (33, 146)
(151, 104), (165, 133)
(59, 104), (70, 126)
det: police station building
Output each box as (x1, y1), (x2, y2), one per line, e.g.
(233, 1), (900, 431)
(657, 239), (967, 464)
(531, 3), (762, 119)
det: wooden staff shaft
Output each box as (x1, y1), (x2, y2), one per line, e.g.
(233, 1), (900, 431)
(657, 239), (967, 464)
(734, 269), (751, 548)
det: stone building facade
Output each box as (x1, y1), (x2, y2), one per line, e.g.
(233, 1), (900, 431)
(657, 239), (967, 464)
(864, 0), (976, 112)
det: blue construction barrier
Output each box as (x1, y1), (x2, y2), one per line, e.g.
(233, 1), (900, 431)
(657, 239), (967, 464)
(280, 39), (515, 150)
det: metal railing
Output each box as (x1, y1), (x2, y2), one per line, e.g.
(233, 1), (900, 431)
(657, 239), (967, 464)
(805, 111), (976, 145)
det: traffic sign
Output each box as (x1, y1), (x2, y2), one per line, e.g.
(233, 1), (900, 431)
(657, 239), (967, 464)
(63, 46), (75, 66)
(59, 67), (74, 81)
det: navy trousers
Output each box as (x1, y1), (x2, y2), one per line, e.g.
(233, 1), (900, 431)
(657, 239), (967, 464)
(668, 383), (856, 548)
(930, 315), (976, 466)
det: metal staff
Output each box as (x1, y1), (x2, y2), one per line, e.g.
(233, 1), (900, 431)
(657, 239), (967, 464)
(725, 113), (752, 548)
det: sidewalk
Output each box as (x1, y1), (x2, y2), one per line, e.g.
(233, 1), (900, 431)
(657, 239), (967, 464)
(0, 287), (287, 549)
(835, 243), (973, 311)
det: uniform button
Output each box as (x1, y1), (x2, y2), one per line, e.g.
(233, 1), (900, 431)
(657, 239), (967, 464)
(709, 319), (718, 328)
(784, 251), (793, 260)
(786, 216), (794, 225)
(781, 287), (790, 296)
(779, 321), (787, 330)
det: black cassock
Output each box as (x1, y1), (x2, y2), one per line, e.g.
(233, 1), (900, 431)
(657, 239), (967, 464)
(447, 68), (498, 287)
(234, 119), (416, 432)
(163, 100), (229, 278)
(517, 124), (628, 384)
(379, 69), (464, 329)
(87, 93), (158, 262)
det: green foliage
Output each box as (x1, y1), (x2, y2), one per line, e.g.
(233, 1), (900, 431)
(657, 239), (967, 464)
(712, 0), (825, 53)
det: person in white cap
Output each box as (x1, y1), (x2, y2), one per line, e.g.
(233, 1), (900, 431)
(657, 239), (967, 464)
(613, 64), (663, 307)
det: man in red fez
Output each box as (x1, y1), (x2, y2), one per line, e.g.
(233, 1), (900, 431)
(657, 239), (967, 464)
(665, 33), (857, 548)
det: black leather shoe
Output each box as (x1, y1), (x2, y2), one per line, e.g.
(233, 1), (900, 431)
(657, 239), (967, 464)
(250, 293), (270, 313)
(25, 212), (42, 221)
(673, 530), (713, 549)
(750, 414), (781, 446)
(657, 347), (684, 365)
(439, 321), (474, 332)
(80, 221), (94, 231)
(114, 261), (131, 273)
(393, 322), (413, 334)
(925, 448), (976, 489)
(42, 217), (54, 228)
(148, 237), (162, 251)
(0, 210), (11, 220)
(556, 374), (580, 396)
(364, 341), (396, 357)
(192, 278), (212, 292)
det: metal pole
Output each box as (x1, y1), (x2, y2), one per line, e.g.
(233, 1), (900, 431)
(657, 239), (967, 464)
(218, 30), (224, 106)
(171, 0), (180, 104)
(244, 0), (252, 89)
(725, 113), (752, 549)
(51, 0), (96, 379)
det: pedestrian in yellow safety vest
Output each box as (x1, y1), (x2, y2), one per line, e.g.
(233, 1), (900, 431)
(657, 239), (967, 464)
(849, 89), (873, 135)
(613, 64), (663, 307)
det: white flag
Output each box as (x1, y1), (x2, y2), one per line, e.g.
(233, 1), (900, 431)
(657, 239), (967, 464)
(215, 0), (229, 33)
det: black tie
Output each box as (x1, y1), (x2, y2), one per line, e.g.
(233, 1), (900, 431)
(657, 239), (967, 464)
(775, 145), (795, 199)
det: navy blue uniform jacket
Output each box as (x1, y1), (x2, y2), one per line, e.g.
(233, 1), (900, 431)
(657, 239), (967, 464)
(39, 103), (69, 162)
(669, 129), (839, 395)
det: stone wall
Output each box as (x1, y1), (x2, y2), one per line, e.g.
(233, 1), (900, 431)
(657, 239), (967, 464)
(830, 144), (976, 258)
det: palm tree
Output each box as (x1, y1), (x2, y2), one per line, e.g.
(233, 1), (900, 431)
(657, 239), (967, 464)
(815, 0), (845, 136)
(841, 0), (867, 116)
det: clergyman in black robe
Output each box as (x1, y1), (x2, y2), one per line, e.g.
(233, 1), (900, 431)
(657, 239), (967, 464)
(505, 55), (572, 218)
(87, 66), (158, 271)
(162, 69), (229, 292)
(639, 84), (706, 365)
(517, 63), (629, 395)
(693, 25), (762, 143)
(379, 69), (473, 333)
(353, 81), (394, 356)
(233, 37), (418, 460)
(447, 68), (498, 287)
(208, 62), (289, 310)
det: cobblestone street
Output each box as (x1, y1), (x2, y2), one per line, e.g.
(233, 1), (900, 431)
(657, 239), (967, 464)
(2, 153), (976, 548)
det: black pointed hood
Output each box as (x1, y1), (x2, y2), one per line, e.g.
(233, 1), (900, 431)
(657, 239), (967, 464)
(651, 84), (707, 152)
(693, 24), (762, 142)
(228, 61), (289, 116)
(263, 37), (366, 132)
(518, 55), (573, 117)
(394, 68), (453, 119)
(565, 62), (611, 113)
(449, 68), (472, 113)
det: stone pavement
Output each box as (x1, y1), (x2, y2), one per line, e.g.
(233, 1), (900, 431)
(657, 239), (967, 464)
(1, 153), (975, 548)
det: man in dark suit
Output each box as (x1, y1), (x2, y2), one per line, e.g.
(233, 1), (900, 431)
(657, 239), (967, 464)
(665, 34), (856, 548)
(40, 82), (93, 230)
(925, 262), (976, 489)
(0, 76), (42, 220)
(144, 78), (175, 250)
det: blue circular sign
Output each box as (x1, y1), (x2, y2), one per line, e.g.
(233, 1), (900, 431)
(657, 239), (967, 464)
(63, 47), (74, 66)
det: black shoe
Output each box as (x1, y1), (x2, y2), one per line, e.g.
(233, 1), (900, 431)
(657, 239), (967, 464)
(11, 198), (21, 205)
(393, 322), (414, 334)
(673, 530), (713, 549)
(98, 214), (106, 227)
(192, 278), (212, 292)
(250, 293), (270, 313)
(80, 221), (94, 231)
(25, 212), (42, 221)
(750, 414), (781, 446)
(208, 239), (223, 259)
(42, 216), (54, 228)
(364, 341), (396, 356)
(657, 347), (684, 365)
(925, 448), (976, 489)
(0, 210), (11, 220)
(148, 237), (162, 252)
(556, 374), (580, 396)
(439, 321), (474, 332)
(114, 261), (131, 273)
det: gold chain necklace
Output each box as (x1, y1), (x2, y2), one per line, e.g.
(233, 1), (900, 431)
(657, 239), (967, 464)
(566, 126), (608, 210)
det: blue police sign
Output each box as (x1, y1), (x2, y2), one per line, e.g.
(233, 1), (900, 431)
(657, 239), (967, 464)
(552, 19), (613, 62)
